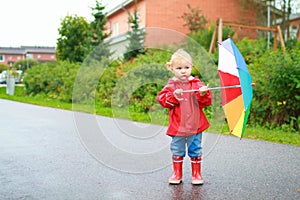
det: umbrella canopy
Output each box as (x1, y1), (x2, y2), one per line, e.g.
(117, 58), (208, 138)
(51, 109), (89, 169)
(218, 38), (253, 138)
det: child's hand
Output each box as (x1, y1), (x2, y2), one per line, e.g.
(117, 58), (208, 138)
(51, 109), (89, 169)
(173, 89), (183, 101)
(199, 84), (209, 96)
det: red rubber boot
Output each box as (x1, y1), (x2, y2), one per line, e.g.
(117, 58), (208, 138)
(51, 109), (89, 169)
(169, 155), (183, 184)
(191, 157), (204, 185)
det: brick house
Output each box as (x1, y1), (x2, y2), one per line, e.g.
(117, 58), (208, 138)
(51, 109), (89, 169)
(0, 46), (56, 66)
(289, 13), (300, 41)
(105, 0), (264, 57)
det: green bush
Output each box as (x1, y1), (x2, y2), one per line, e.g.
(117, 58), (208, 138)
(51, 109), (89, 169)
(95, 60), (119, 107)
(24, 61), (80, 102)
(72, 56), (111, 106)
(249, 47), (300, 131)
(111, 49), (172, 113)
(13, 59), (40, 72)
(236, 38), (268, 64)
(188, 25), (235, 52)
(0, 63), (8, 72)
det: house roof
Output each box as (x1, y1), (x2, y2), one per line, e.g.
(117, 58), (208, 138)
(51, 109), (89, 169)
(290, 13), (300, 21)
(0, 47), (25, 54)
(21, 46), (56, 53)
(0, 46), (55, 54)
(275, 13), (300, 24)
(107, 0), (134, 17)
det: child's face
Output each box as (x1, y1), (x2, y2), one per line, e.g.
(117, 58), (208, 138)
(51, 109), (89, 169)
(171, 62), (192, 82)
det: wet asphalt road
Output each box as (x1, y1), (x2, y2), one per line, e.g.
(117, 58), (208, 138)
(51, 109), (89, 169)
(0, 99), (300, 200)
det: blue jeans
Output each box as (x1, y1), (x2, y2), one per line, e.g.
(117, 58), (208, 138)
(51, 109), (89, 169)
(170, 133), (203, 158)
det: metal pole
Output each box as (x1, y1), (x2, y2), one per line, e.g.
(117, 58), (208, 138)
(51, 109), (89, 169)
(182, 83), (256, 93)
(267, 1), (271, 49)
(26, 54), (29, 70)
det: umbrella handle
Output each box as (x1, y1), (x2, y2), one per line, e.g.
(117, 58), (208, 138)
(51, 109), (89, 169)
(182, 83), (255, 93)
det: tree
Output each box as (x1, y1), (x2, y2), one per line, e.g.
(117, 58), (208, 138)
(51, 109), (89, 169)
(13, 59), (40, 71)
(123, 1), (145, 61)
(180, 4), (234, 51)
(181, 4), (208, 32)
(89, 0), (111, 60)
(90, 0), (110, 46)
(56, 15), (91, 63)
(276, 0), (292, 39)
(266, 0), (300, 40)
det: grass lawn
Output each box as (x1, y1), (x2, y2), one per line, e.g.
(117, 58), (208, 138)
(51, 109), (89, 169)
(1, 85), (299, 146)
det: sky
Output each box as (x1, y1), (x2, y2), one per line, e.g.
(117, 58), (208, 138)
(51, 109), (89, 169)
(0, 0), (124, 47)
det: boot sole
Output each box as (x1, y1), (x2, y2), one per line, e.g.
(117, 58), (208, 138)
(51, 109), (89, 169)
(192, 180), (204, 185)
(169, 180), (182, 184)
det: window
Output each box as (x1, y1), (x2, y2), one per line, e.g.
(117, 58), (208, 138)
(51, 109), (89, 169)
(0, 55), (4, 62)
(290, 25), (299, 39)
(113, 22), (119, 37)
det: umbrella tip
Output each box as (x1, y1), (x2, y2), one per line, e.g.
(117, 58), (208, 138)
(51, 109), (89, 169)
(228, 35), (231, 38)
(251, 83), (256, 86)
(217, 41), (222, 45)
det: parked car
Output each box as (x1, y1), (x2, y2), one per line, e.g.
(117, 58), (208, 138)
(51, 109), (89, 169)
(14, 70), (23, 83)
(0, 70), (23, 84)
(0, 71), (7, 84)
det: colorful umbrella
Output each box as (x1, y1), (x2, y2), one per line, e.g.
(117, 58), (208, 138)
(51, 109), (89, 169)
(218, 38), (253, 138)
(181, 38), (253, 138)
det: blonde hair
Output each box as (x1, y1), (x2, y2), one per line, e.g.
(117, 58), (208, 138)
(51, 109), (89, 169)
(166, 49), (192, 71)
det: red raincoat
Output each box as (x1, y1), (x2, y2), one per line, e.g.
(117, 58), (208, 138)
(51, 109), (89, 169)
(157, 76), (212, 137)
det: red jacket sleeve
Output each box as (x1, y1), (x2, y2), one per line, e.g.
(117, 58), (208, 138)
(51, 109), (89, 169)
(193, 79), (212, 108)
(157, 86), (179, 108)
(195, 90), (212, 108)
